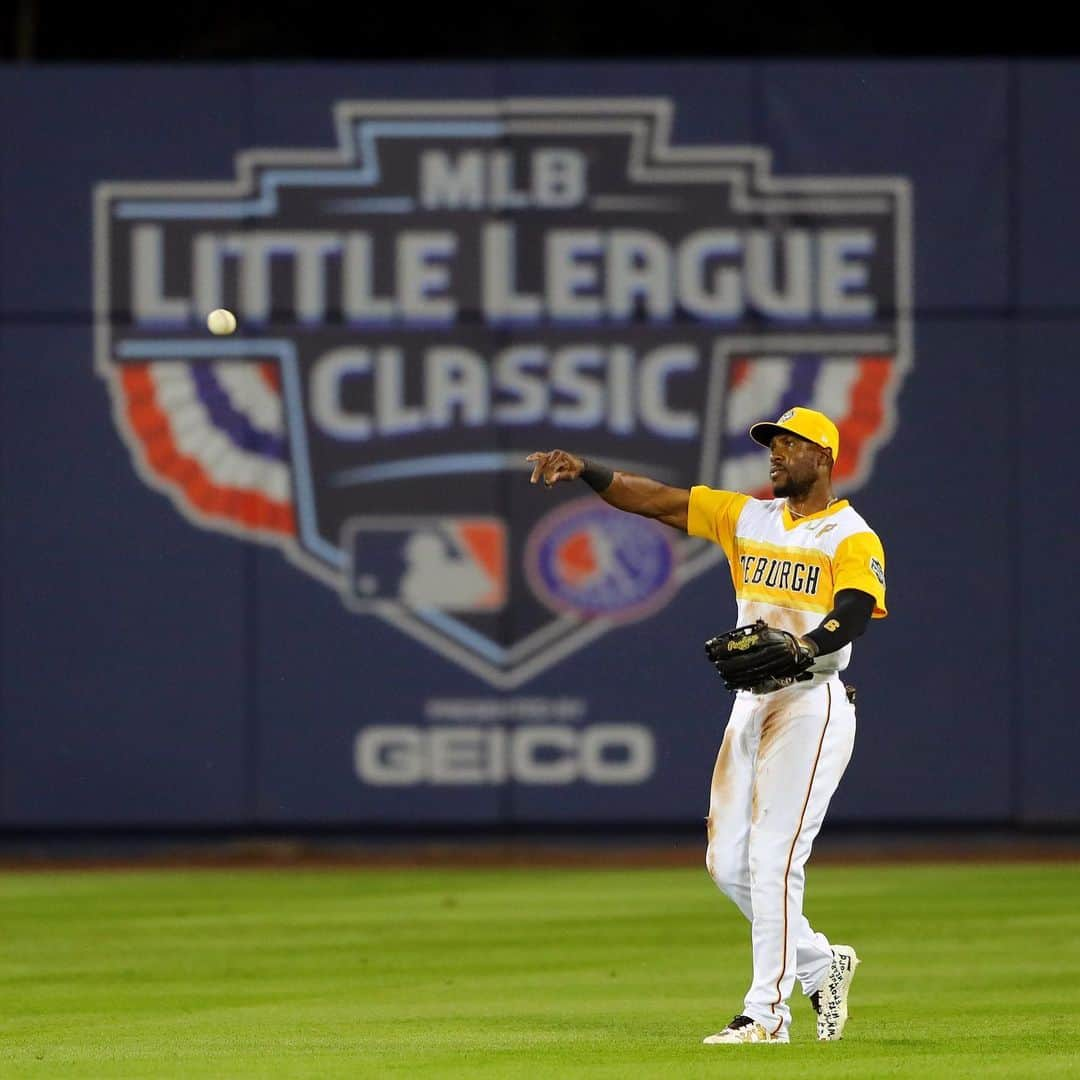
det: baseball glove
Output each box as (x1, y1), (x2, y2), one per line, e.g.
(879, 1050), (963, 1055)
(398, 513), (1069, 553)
(704, 619), (816, 694)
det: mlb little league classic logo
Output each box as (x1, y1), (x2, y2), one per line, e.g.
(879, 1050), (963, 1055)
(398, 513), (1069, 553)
(94, 97), (912, 688)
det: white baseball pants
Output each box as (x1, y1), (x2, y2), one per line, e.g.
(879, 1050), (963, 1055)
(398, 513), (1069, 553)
(705, 676), (856, 1039)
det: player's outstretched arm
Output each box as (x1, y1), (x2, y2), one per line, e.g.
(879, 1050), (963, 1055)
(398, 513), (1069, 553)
(525, 450), (690, 532)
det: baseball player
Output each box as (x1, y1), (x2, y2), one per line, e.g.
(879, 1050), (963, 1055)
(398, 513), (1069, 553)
(526, 406), (886, 1045)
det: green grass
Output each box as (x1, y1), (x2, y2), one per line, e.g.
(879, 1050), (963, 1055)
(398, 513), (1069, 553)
(2, 862), (1079, 1077)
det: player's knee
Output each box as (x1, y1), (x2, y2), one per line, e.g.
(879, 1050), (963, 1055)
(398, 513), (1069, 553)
(704, 841), (722, 884)
(705, 824), (743, 889)
(704, 815), (722, 879)
(710, 869), (750, 909)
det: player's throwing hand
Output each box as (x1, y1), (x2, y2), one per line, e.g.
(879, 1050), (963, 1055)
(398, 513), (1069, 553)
(526, 450), (584, 487)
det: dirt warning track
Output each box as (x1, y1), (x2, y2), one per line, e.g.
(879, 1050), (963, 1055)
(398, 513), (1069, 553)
(2, 830), (1079, 872)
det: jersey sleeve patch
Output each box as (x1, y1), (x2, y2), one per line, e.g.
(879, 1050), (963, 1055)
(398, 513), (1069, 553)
(869, 555), (886, 587)
(833, 531), (888, 617)
(687, 487), (750, 558)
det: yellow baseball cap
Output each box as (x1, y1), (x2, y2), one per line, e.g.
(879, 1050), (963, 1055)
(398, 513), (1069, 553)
(749, 406), (840, 462)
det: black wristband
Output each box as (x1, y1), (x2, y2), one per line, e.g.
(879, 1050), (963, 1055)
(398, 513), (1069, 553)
(580, 460), (614, 493)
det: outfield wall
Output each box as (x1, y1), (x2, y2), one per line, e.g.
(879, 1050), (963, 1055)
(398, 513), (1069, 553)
(1, 62), (1077, 828)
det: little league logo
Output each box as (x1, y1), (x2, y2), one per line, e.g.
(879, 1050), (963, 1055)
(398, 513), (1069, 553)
(524, 498), (679, 623)
(94, 98), (913, 687)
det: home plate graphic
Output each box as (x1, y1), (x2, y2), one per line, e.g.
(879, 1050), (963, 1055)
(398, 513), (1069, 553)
(94, 97), (912, 687)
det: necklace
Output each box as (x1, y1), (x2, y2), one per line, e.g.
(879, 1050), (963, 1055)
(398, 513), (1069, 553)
(787, 497), (838, 520)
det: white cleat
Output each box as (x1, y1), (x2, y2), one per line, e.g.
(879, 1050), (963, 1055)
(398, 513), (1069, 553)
(703, 1014), (788, 1044)
(812, 945), (861, 1041)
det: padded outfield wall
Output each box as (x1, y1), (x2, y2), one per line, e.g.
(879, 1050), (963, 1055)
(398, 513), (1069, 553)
(0, 61), (1076, 828)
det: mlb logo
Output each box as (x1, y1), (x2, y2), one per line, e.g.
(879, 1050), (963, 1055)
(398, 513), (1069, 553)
(343, 517), (507, 613)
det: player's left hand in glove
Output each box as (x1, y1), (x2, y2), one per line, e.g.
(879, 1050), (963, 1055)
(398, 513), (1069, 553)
(704, 619), (817, 694)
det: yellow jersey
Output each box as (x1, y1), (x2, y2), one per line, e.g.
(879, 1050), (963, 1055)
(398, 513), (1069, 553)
(688, 488), (887, 681)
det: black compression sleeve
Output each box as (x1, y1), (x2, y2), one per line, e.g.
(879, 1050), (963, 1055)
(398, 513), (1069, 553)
(580, 460), (614, 493)
(804, 588), (876, 656)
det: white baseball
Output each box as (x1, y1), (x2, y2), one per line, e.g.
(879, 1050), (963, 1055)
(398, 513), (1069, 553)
(206, 308), (237, 335)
